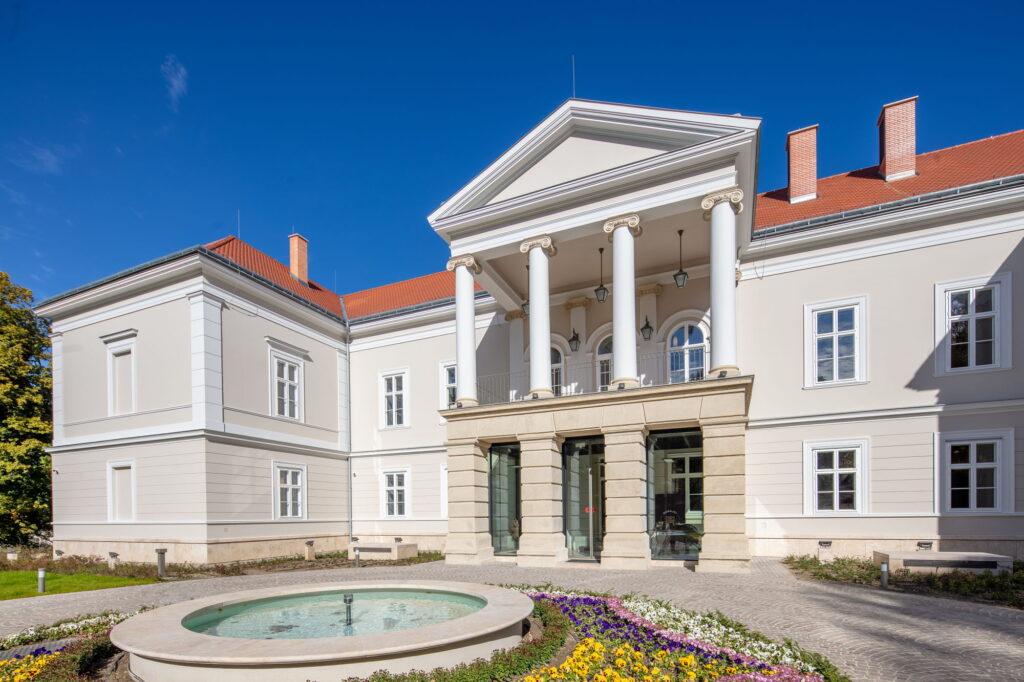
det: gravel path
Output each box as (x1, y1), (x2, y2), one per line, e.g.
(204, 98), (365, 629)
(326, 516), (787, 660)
(0, 558), (1020, 682)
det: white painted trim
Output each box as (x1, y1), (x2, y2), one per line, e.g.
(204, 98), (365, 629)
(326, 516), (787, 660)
(272, 460), (308, 520)
(222, 422), (338, 450)
(378, 368), (410, 430)
(105, 459), (136, 522)
(189, 292), (224, 431)
(933, 272), (1012, 376)
(264, 336), (310, 357)
(351, 516), (450, 523)
(51, 333), (64, 445)
(337, 348), (351, 452)
(937, 428), (1015, 514)
(350, 310), (495, 351)
(65, 404), (192, 427)
(54, 519), (350, 525)
(745, 512), (1024, 520)
(267, 345), (305, 423)
(104, 332), (137, 417)
(348, 446), (447, 457)
(788, 193), (817, 204)
(803, 295), (868, 388)
(748, 397), (1024, 428)
(438, 359), (457, 422)
(802, 438), (870, 516)
(379, 467), (411, 519)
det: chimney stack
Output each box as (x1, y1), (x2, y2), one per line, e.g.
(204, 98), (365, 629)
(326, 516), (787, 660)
(289, 233), (308, 285)
(877, 96), (918, 181)
(786, 124), (819, 203)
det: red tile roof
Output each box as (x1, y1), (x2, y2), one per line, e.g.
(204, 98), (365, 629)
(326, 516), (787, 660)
(755, 129), (1024, 230)
(205, 236), (344, 316)
(342, 270), (482, 320)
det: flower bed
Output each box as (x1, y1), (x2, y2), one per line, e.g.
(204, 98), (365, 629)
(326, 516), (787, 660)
(0, 645), (63, 682)
(523, 593), (823, 682)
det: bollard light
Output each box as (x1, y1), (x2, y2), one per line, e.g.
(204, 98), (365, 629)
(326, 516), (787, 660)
(880, 561), (889, 589)
(37, 568), (46, 594)
(354, 547), (361, 569)
(155, 548), (167, 579)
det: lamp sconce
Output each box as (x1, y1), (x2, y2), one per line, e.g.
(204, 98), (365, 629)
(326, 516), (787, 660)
(394, 537), (403, 544)
(640, 317), (653, 341)
(522, 300), (530, 316)
(617, 382), (625, 390)
(917, 541), (934, 550)
(568, 329), (581, 353)
(817, 540), (832, 549)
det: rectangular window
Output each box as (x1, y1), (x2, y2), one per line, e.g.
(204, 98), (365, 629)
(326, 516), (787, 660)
(382, 372), (407, 427)
(107, 461), (134, 521)
(274, 463), (304, 519)
(935, 274), (1012, 375)
(443, 364), (457, 409)
(273, 355), (301, 419)
(803, 439), (869, 515)
(939, 431), (1015, 514)
(383, 470), (408, 517)
(804, 297), (866, 387)
(102, 329), (137, 416)
(598, 358), (612, 392)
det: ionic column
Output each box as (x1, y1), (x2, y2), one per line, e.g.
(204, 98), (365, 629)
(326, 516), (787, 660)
(701, 188), (743, 377)
(520, 236), (556, 398)
(603, 214), (642, 389)
(446, 255), (481, 406)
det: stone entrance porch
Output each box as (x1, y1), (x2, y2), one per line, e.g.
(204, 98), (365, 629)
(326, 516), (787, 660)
(442, 375), (752, 572)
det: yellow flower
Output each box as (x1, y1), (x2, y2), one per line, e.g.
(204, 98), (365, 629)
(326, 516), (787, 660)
(616, 657), (627, 668)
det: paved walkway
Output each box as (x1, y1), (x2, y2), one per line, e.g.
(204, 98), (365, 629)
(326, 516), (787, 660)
(0, 558), (1021, 682)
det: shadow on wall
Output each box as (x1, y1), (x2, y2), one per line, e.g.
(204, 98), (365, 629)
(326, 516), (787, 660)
(904, 235), (1024, 558)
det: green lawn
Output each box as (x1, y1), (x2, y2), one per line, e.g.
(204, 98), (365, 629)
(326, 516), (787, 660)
(0, 571), (157, 600)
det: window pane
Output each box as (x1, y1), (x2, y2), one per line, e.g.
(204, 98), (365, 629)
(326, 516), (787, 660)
(949, 468), (970, 488)
(279, 486), (288, 502)
(817, 473), (834, 492)
(976, 443), (996, 463)
(277, 398), (286, 415)
(950, 343), (969, 368)
(975, 488), (995, 508)
(288, 384), (297, 402)
(396, 473), (404, 486)
(975, 288), (993, 313)
(291, 501), (300, 517)
(838, 357), (856, 381)
(291, 470), (300, 485)
(394, 375), (403, 391)
(817, 492), (834, 511)
(280, 500), (288, 516)
(949, 291), (969, 316)
(837, 307), (855, 331)
(688, 326), (704, 345)
(816, 311), (833, 334)
(838, 450), (857, 469)
(287, 364), (297, 381)
(975, 467), (995, 488)
(838, 472), (856, 492)
(950, 489), (970, 508)
(277, 382), (285, 399)
(950, 444), (970, 464)
(690, 457), (703, 473)
(689, 494), (703, 511)
(816, 337), (834, 360)
(975, 340), (994, 366)
(950, 320), (969, 344)
(447, 366), (456, 383)
(975, 316), (994, 342)
(279, 470), (288, 485)
(816, 451), (834, 470)
(276, 361), (285, 378)
(837, 334), (855, 357)
(550, 347), (562, 364)
(598, 336), (613, 354)
(838, 492), (856, 510)
(817, 360), (834, 383)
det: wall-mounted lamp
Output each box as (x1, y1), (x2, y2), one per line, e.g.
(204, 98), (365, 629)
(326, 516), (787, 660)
(673, 229), (689, 288)
(917, 541), (934, 550)
(640, 317), (654, 341)
(594, 247), (608, 303)
(522, 300), (530, 316)
(568, 329), (581, 353)
(818, 540), (832, 549)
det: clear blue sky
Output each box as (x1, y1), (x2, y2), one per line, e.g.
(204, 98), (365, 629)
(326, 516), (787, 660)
(2, 0), (1022, 302)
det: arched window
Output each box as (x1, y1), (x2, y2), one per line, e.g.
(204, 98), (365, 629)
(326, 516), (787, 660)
(596, 336), (613, 391)
(668, 324), (707, 383)
(551, 347), (564, 397)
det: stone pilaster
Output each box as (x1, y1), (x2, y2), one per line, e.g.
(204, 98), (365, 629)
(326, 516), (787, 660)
(516, 434), (567, 566)
(443, 438), (494, 565)
(696, 418), (750, 573)
(601, 426), (651, 570)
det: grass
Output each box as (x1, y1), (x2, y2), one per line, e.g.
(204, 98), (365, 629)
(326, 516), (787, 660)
(0, 571), (156, 601)
(784, 554), (1024, 608)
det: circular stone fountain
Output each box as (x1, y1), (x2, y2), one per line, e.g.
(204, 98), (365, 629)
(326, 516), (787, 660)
(110, 581), (534, 682)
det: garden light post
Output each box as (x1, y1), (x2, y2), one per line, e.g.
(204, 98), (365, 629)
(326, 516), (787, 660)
(155, 548), (167, 578)
(37, 568), (46, 594)
(880, 561), (889, 589)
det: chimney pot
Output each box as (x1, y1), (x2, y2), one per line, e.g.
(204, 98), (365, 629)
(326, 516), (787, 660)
(786, 124), (819, 203)
(289, 234), (308, 285)
(877, 96), (918, 181)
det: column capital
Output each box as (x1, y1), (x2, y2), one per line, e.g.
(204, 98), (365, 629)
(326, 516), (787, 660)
(519, 235), (556, 257)
(701, 187), (744, 219)
(602, 213), (641, 237)
(446, 254), (481, 274)
(504, 308), (526, 321)
(637, 283), (662, 297)
(564, 296), (590, 311)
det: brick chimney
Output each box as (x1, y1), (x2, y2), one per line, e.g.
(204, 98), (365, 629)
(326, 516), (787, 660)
(877, 96), (918, 181)
(289, 233), (308, 285)
(786, 124), (819, 203)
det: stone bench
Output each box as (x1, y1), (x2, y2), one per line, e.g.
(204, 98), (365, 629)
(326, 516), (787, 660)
(873, 550), (1013, 575)
(352, 541), (418, 561)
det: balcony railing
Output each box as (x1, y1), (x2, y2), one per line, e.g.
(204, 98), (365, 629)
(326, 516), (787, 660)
(473, 350), (714, 407)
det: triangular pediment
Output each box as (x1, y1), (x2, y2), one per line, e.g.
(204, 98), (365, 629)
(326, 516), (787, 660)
(429, 100), (761, 225)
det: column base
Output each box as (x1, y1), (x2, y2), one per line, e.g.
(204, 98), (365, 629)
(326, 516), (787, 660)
(444, 549), (495, 566)
(609, 376), (640, 389)
(709, 365), (740, 378)
(516, 532), (568, 566)
(527, 387), (554, 399)
(454, 396), (479, 407)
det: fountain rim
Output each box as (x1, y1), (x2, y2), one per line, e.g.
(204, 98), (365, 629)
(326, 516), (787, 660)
(110, 580), (534, 666)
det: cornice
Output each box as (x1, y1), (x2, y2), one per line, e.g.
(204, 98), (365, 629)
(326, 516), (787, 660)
(564, 296), (590, 310)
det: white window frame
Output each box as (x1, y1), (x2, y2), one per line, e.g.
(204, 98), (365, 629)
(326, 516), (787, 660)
(380, 369), (409, 429)
(934, 273), (1012, 376)
(937, 429), (1014, 514)
(381, 468), (411, 518)
(551, 347), (564, 397)
(803, 296), (868, 388)
(666, 321), (709, 384)
(272, 461), (307, 520)
(106, 459), (136, 522)
(268, 348), (304, 422)
(802, 438), (870, 516)
(102, 329), (138, 416)
(596, 336), (613, 392)
(439, 361), (457, 411)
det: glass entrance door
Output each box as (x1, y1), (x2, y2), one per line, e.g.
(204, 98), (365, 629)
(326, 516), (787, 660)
(562, 437), (605, 560)
(488, 443), (521, 556)
(647, 429), (703, 560)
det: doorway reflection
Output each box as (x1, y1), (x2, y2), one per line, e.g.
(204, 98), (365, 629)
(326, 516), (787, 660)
(487, 443), (521, 556)
(647, 429), (703, 560)
(563, 436), (605, 560)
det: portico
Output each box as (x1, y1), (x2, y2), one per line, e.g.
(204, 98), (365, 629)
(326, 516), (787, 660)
(431, 99), (761, 572)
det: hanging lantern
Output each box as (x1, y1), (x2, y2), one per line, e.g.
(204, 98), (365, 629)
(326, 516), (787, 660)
(640, 316), (654, 341)
(568, 329), (581, 352)
(594, 247), (608, 303)
(673, 229), (689, 288)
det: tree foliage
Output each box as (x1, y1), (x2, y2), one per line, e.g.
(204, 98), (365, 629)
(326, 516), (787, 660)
(0, 272), (52, 545)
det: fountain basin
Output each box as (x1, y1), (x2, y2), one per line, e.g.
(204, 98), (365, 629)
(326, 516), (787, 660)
(110, 580), (534, 682)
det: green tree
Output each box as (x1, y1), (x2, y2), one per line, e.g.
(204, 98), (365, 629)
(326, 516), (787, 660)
(0, 272), (52, 545)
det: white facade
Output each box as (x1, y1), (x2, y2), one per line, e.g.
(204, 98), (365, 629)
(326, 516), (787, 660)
(38, 99), (1024, 566)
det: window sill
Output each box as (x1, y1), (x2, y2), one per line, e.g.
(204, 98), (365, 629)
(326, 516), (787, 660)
(802, 379), (869, 390)
(935, 364), (1012, 378)
(379, 424), (411, 431)
(939, 509), (1011, 516)
(272, 517), (309, 522)
(808, 511), (866, 517)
